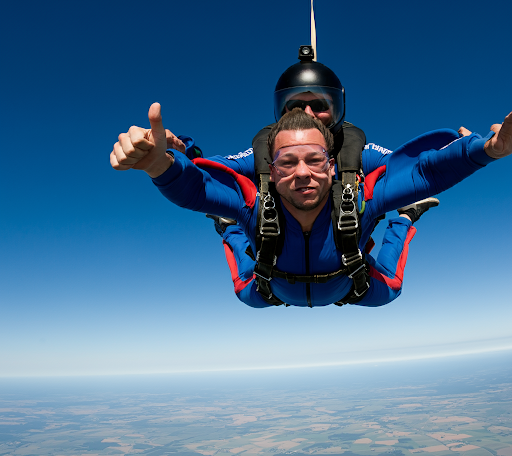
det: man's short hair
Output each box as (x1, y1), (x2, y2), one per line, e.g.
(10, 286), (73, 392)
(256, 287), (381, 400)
(267, 108), (334, 158)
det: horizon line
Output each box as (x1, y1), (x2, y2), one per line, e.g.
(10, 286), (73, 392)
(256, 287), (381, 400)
(1, 343), (511, 379)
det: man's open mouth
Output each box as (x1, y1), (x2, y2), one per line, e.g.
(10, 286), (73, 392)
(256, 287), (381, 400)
(296, 187), (315, 193)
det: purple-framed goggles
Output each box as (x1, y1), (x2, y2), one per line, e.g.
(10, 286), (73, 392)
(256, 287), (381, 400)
(271, 144), (330, 177)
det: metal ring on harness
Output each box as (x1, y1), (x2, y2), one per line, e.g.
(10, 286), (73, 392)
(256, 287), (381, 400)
(260, 193), (280, 236)
(342, 250), (362, 266)
(337, 183), (359, 231)
(340, 200), (356, 215)
(354, 281), (370, 297)
(347, 263), (365, 278)
(337, 204), (359, 231)
(263, 193), (275, 209)
(255, 250), (277, 268)
(342, 184), (354, 198)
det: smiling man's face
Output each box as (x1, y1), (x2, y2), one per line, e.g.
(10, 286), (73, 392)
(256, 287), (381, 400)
(270, 128), (335, 220)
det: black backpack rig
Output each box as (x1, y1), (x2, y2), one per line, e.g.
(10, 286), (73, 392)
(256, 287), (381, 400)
(248, 122), (373, 307)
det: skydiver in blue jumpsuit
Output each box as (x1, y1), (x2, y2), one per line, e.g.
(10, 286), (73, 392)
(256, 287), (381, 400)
(110, 101), (512, 307)
(181, 136), (437, 307)
(170, 55), (443, 306)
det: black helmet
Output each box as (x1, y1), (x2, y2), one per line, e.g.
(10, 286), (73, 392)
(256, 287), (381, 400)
(274, 47), (345, 134)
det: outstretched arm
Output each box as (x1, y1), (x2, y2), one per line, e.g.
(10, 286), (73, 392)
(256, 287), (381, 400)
(110, 103), (257, 223)
(367, 111), (512, 218)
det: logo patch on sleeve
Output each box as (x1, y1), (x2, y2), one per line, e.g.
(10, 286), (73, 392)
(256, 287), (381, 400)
(226, 148), (254, 160)
(365, 143), (393, 155)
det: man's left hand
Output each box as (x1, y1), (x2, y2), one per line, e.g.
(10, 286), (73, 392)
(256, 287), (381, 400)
(485, 112), (512, 159)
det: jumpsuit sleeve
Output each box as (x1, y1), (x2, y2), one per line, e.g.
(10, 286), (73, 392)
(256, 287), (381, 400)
(205, 151), (256, 183)
(151, 152), (254, 222)
(354, 130), (494, 308)
(174, 133), (257, 180)
(367, 131), (495, 218)
(362, 143), (393, 174)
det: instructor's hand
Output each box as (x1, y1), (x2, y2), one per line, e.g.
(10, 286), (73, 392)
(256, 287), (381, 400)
(458, 126), (472, 137)
(485, 112), (512, 160)
(111, 103), (178, 178)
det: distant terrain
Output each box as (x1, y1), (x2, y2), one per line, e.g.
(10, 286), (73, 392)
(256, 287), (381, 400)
(0, 352), (511, 455)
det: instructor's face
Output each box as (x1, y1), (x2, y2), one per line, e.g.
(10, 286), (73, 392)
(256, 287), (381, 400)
(270, 129), (335, 214)
(285, 92), (334, 126)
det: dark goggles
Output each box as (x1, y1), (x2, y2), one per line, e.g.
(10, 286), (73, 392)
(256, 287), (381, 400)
(285, 98), (331, 113)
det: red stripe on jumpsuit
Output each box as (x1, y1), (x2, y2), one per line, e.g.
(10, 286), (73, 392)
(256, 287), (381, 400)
(364, 164), (415, 290)
(191, 158), (257, 294)
(192, 158), (257, 208)
(222, 241), (254, 294)
(369, 226), (417, 290)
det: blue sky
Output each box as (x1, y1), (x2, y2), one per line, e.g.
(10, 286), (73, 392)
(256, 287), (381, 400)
(1, 0), (512, 377)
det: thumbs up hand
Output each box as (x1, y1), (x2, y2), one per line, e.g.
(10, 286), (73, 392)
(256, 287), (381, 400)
(111, 103), (182, 177)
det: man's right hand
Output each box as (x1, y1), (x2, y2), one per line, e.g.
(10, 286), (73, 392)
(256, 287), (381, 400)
(111, 103), (183, 178)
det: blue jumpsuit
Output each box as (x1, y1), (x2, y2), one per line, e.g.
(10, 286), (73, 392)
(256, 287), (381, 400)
(155, 130), (494, 308)
(184, 137), (414, 307)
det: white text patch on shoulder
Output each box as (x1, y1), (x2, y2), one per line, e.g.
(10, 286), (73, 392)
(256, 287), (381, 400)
(226, 148), (254, 160)
(365, 143), (393, 155)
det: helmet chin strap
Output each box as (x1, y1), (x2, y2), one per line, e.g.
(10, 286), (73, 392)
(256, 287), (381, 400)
(311, 0), (317, 62)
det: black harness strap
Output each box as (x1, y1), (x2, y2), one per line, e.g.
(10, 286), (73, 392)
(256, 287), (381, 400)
(252, 124), (288, 306)
(270, 267), (349, 284)
(330, 123), (370, 302)
(253, 174), (280, 302)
